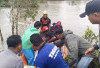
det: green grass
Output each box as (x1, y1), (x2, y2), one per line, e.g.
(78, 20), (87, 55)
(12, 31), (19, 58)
(0, 1), (10, 7)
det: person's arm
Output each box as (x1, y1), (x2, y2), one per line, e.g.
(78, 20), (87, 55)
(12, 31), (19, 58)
(49, 24), (51, 30)
(48, 19), (51, 30)
(65, 36), (78, 66)
(48, 36), (56, 43)
(40, 18), (42, 23)
(85, 44), (99, 57)
(62, 45), (69, 59)
(34, 66), (36, 68)
(85, 47), (95, 57)
(54, 40), (64, 47)
(48, 32), (55, 43)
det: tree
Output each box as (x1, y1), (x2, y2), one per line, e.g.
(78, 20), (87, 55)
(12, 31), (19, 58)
(10, 0), (39, 35)
(0, 27), (4, 48)
(40, 0), (47, 3)
(82, 26), (99, 45)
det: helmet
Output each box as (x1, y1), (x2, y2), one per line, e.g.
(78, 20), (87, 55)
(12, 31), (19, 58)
(43, 11), (47, 15)
(57, 21), (61, 26)
(42, 26), (48, 32)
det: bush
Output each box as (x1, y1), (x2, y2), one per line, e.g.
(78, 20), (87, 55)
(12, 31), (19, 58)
(82, 27), (99, 68)
(0, 0), (10, 7)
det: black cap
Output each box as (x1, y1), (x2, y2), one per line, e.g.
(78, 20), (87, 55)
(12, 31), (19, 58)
(80, 0), (100, 18)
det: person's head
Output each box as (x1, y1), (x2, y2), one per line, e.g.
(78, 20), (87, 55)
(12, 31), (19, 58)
(57, 21), (61, 26)
(42, 26), (49, 35)
(7, 35), (22, 53)
(54, 40), (64, 48)
(43, 11), (48, 18)
(53, 23), (56, 26)
(34, 21), (42, 29)
(30, 34), (43, 50)
(80, 0), (100, 24)
(88, 12), (100, 24)
(55, 28), (63, 39)
(40, 34), (46, 42)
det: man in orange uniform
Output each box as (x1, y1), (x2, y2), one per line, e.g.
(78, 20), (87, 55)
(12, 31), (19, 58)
(40, 11), (51, 30)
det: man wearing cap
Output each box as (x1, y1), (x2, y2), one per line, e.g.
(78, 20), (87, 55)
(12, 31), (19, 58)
(40, 11), (51, 30)
(55, 21), (63, 31)
(80, 0), (100, 65)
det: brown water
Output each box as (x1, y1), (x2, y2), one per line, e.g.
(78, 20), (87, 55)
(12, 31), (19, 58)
(0, 0), (99, 50)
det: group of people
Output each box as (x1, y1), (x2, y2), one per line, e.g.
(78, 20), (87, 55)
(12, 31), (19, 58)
(0, 0), (100, 68)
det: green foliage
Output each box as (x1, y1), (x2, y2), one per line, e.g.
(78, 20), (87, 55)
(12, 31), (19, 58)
(82, 26), (99, 68)
(10, 0), (39, 20)
(0, 0), (10, 7)
(65, 54), (70, 62)
(82, 26), (99, 45)
(20, 0), (39, 20)
(0, 0), (2, 2)
(10, 0), (40, 34)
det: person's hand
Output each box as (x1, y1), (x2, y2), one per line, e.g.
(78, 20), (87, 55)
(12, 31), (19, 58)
(71, 66), (76, 68)
(62, 52), (65, 59)
(85, 47), (95, 56)
(34, 66), (36, 68)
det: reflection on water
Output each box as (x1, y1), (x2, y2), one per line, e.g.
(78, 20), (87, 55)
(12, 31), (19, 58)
(0, 0), (99, 50)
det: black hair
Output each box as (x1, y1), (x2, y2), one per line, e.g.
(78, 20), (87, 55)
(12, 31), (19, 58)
(34, 21), (41, 29)
(7, 35), (22, 48)
(55, 28), (63, 35)
(54, 40), (64, 47)
(53, 23), (56, 26)
(44, 30), (48, 33)
(30, 34), (43, 46)
(40, 33), (46, 38)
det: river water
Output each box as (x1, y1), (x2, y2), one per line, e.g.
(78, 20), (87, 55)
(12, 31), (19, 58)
(0, 0), (99, 50)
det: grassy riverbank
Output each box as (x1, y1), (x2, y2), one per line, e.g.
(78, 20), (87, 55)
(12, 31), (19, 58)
(0, 0), (10, 7)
